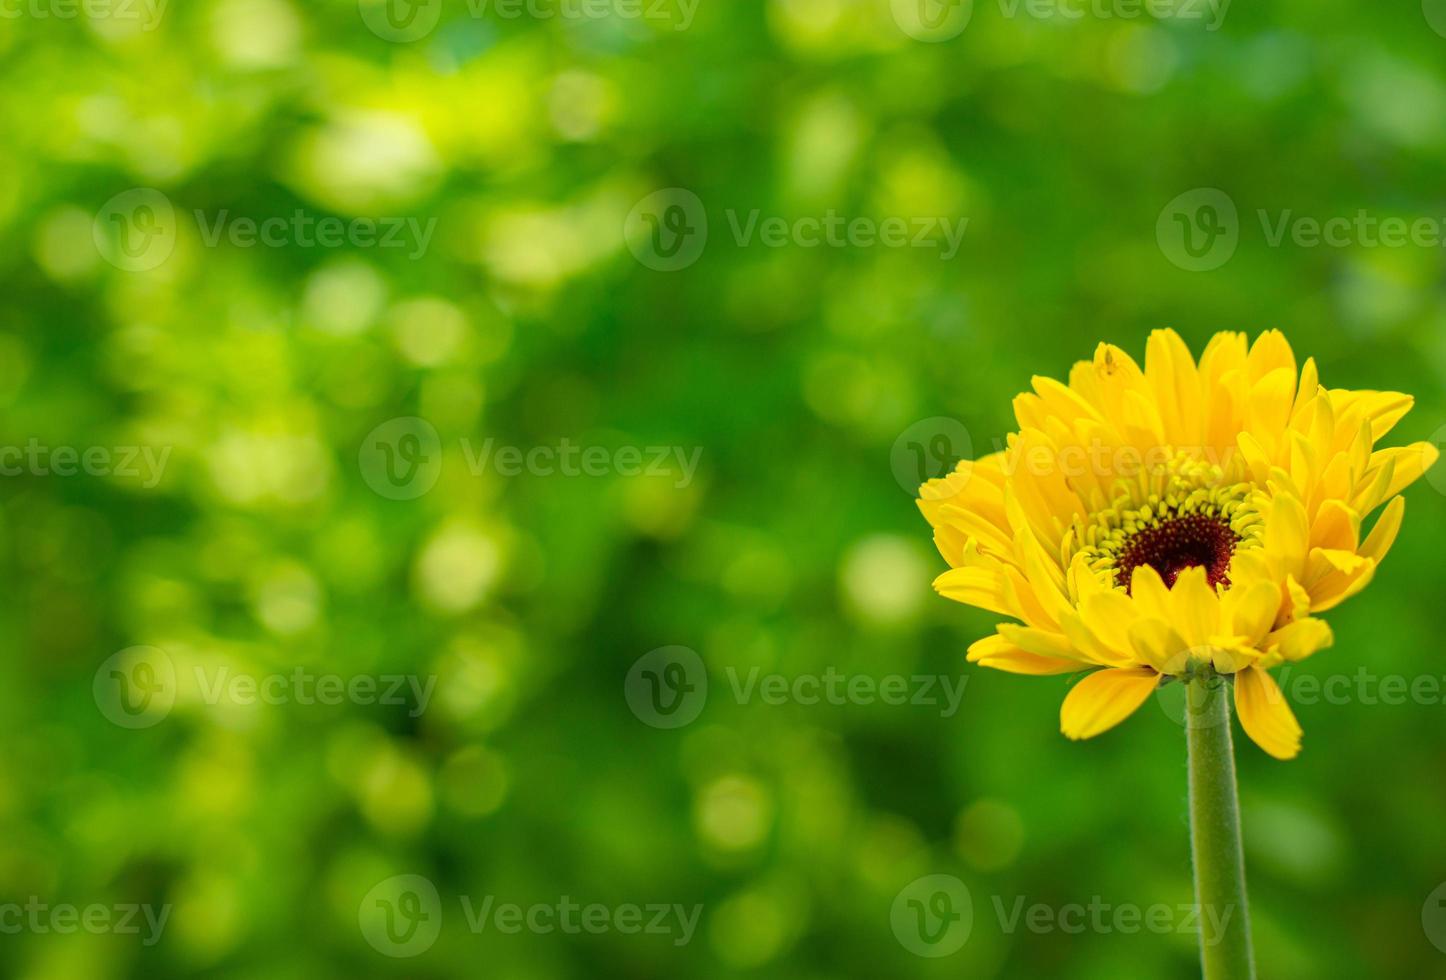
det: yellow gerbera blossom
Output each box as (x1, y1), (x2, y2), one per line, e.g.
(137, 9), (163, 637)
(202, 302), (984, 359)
(918, 329), (1438, 760)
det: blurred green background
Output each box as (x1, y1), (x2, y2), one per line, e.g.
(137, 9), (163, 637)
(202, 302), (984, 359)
(2, 0), (1446, 977)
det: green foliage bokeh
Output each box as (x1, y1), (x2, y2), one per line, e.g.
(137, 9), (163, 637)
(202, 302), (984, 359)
(1, 1), (1445, 977)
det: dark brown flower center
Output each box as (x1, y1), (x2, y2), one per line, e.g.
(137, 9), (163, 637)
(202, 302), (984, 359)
(1115, 514), (1239, 592)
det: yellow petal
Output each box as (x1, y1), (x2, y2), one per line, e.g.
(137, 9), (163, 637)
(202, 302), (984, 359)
(1248, 367), (1298, 446)
(1220, 580), (1279, 645)
(1332, 389), (1416, 442)
(1266, 618), (1334, 662)
(1058, 612), (1135, 668)
(997, 624), (1080, 661)
(1306, 547), (1370, 587)
(1060, 667), (1160, 741)
(1127, 617), (1193, 674)
(967, 634), (1083, 675)
(1234, 665), (1302, 760)
(1146, 328), (1202, 444)
(1263, 490), (1309, 582)
(1078, 590), (1143, 655)
(1307, 558), (1377, 614)
(1285, 575), (1312, 621)
(933, 567), (1015, 619)
(1128, 564), (1173, 621)
(1370, 443), (1439, 502)
(1360, 495), (1405, 563)
(1247, 329), (1297, 386)
(1293, 357), (1319, 414)
(1169, 565), (1220, 647)
(1309, 499), (1360, 553)
(1207, 641), (1262, 675)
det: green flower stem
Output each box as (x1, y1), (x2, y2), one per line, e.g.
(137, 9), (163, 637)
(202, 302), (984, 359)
(1186, 673), (1256, 980)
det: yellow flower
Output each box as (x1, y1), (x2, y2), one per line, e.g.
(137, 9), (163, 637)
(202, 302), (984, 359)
(917, 330), (1438, 760)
